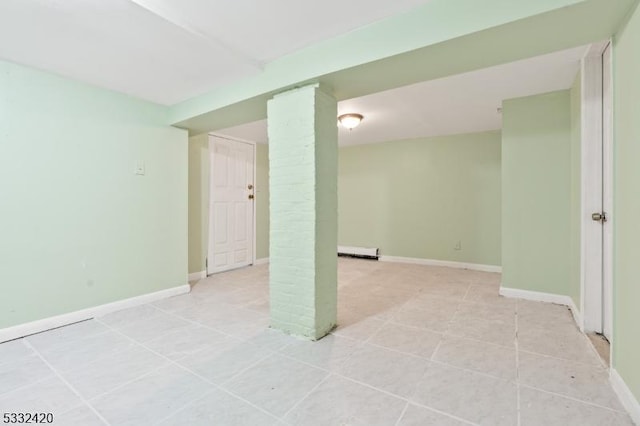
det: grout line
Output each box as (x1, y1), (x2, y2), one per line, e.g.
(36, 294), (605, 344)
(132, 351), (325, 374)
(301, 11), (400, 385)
(94, 318), (281, 423)
(518, 383), (629, 414)
(0, 374), (56, 399)
(517, 347), (608, 369)
(279, 373), (333, 421)
(275, 348), (481, 425)
(22, 339), (111, 426)
(393, 401), (410, 426)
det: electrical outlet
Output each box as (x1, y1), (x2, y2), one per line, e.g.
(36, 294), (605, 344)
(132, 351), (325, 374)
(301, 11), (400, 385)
(454, 240), (462, 251)
(135, 160), (145, 175)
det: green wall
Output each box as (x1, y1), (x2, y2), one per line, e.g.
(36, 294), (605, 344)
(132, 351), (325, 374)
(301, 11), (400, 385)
(569, 72), (582, 307)
(187, 137), (270, 274)
(188, 134), (209, 273)
(338, 131), (502, 266)
(0, 60), (188, 329)
(501, 91), (573, 296)
(189, 132), (501, 270)
(256, 143), (270, 260)
(613, 1), (640, 404)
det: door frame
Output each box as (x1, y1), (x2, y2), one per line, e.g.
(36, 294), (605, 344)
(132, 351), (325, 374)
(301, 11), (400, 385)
(580, 40), (613, 357)
(207, 133), (257, 274)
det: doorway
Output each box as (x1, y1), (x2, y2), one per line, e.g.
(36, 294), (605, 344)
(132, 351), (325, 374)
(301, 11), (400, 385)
(207, 134), (256, 275)
(581, 41), (613, 356)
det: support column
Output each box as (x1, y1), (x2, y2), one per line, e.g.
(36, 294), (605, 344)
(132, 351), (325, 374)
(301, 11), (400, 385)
(267, 83), (338, 340)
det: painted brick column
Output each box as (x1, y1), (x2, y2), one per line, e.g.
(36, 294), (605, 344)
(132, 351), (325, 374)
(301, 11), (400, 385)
(267, 83), (338, 340)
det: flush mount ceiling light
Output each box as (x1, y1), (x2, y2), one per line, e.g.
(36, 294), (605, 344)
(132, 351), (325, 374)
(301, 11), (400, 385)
(338, 113), (364, 130)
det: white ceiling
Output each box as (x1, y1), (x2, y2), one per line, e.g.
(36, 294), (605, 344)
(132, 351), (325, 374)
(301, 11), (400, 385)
(0, 0), (430, 105)
(217, 45), (587, 146)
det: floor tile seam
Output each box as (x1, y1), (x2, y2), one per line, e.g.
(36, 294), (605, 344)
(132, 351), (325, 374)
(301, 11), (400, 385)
(280, 345), (517, 409)
(518, 383), (628, 413)
(334, 372), (479, 426)
(393, 401), (410, 426)
(98, 304), (168, 330)
(428, 358), (518, 384)
(21, 339), (111, 426)
(0, 372), (57, 399)
(517, 348), (606, 369)
(439, 330), (519, 351)
(155, 386), (281, 426)
(151, 302), (269, 352)
(41, 338), (142, 379)
(217, 351), (284, 387)
(95, 318), (281, 423)
(152, 387), (220, 425)
(364, 341), (434, 362)
(277, 373), (333, 421)
(386, 319), (450, 336)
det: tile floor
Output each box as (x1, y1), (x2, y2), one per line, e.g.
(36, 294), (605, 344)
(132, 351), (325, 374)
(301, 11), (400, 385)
(0, 259), (633, 425)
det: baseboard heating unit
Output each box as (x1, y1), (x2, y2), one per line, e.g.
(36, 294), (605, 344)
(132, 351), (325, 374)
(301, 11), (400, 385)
(337, 246), (379, 260)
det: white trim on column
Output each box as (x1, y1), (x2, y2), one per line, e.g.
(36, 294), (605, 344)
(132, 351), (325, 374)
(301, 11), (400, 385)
(379, 256), (501, 273)
(499, 286), (583, 329)
(0, 284), (190, 343)
(188, 271), (207, 281)
(610, 369), (640, 425)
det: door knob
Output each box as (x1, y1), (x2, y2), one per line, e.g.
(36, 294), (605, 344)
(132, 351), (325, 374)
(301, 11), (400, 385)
(248, 194), (254, 200)
(592, 212), (607, 222)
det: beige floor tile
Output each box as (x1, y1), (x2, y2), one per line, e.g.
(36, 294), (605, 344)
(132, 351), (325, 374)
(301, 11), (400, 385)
(398, 404), (471, 426)
(337, 343), (430, 398)
(519, 351), (623, 410)
(91, 364), (214, 426)
(518, 326), (601, 366)
(284, 375), (406, 426)
(520, 387), (634, 426)
(433, 335), (517, 380)
(446, 314), (516, 347)
(159, 388), (279, 426)
(223, 354), (328, 417)
(281, 334), (361, 370)
(412, 363), (518, 425)
(368, 322), (442, 359)
(0, 376), (83, 415)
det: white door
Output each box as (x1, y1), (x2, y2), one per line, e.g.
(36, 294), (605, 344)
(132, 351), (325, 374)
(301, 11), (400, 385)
(601, 43), (613, 341)
(582, 42), (613, 343)
(208, 136), (255, 274)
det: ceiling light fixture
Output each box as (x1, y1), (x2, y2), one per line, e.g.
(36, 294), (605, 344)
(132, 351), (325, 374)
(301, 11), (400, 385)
(338, 113), (364, 130)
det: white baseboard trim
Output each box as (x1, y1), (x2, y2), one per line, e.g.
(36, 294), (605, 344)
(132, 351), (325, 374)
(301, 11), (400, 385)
(188, 271), (207, 281)
(254, 258), (270, 265)
(611, 368), (640, 425)
(379, 255), (502, 273)
(0, 284), (190, 343)
(499, 286), (583, 329)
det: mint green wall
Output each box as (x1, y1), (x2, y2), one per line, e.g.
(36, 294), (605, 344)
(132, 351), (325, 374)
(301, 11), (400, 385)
(569, 72), (582, 307)
(188, 134), (209, 274)
(613, 1), (640, 404)
(187, 137), (270, 274)
(0, 60), (187, 329)
(255, 143), (270, 260)
(338, 131), (501, 266)
(502, 91), (572, 296)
